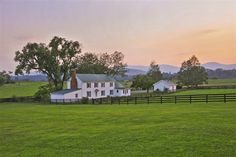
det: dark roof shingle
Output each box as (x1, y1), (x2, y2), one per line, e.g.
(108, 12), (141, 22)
(51, 89), (80, 95)
(77, 74), (115, 82)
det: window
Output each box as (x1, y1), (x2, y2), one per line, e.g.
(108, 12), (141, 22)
(110, 90), (113, 95)
(94, 82), (98, 88)
(101, 90), (105, 96)
(101, 82), (105, 87)
(75, 94), (78, 98)
(123, 89), (128, 94)
(87, 83), (91, 88)
(110, 82), (113, 87)
(117, 90), (119, 93)
(87, 91), (91, 97)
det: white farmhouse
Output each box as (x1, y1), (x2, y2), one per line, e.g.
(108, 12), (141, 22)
(153, 80), (176, 92)
(50, 72), (131, 102)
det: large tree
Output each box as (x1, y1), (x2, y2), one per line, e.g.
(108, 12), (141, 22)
(14, 36), (82, 90)
(75, 51), (127, 76)
(177, 55), (208, 87)
(147, 61), (162, 82)
(131, 75), (154, 93)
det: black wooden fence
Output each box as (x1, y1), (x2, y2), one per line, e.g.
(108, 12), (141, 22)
(50, 93), (236, 105)
(1, 93), (236, 104)
(0, 96), (35, 103)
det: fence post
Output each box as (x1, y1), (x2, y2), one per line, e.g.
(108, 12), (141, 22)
(92, 99), (95, 104)
(100, 98), (102, 104)
(160, 96), (162, 104)
(206, 95), (208, 103)
(224, 94), (226, 103)
(111, 97), (113, 105)
(190, 95), (192, 104)
(135, 97), (137, 104)
(147, 96), (149, 104)
(175, 96), (177, 104)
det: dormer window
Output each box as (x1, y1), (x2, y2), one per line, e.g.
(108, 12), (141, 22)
(94, 82), (98, 88)
(101, 82), (105, 87)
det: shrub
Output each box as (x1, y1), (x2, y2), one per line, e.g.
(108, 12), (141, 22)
(34, 84), (54, 102)
(81, 97), (89, 104)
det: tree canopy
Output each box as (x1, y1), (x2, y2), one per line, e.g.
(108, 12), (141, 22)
(131, 61), (162, 92)
(177, 55), (208, 87)
(14, 36), (82, 90)
(75, 51), (127, 76)
(147, 61), (162, 82)
(131, 74), (154, 92)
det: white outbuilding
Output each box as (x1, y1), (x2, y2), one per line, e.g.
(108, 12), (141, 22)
(153, 80), (176, 92)
(50, 89), (82, 103)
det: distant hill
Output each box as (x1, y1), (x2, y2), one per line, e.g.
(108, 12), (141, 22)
(203, 62), (236, 70)
(127, 64), (179, 74)
(125, 68), (146, 76)
(127, 62), (236, 75)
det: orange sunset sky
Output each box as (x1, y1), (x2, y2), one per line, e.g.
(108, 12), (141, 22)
(0, 0), (235, 71)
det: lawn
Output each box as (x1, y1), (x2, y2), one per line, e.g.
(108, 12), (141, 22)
(0, 82), (47, 98)
(171, 88), (236, 95)
(206, 78), (236, 86)
(1, 102), (236, 157)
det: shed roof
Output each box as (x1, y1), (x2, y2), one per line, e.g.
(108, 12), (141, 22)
(51, 89), (81, 95)
(77, 74), (115, 82)
(154, 80), (176, 86)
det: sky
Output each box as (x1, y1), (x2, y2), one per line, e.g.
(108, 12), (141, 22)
(0, 0), (236, 71)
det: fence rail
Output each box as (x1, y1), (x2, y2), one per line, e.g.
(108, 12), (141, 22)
(1, 93), (236, 104)
(50, 93), (236, 105)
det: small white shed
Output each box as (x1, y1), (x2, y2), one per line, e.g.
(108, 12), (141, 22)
(153, 80), (176, 92)
(50, 89), (82, 102)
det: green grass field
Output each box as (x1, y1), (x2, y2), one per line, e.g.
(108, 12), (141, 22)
(1, 102), (236, 157)
(206, 78), (236, 86)
(171, 89), (236, 95)
(0, 82), (47, 98)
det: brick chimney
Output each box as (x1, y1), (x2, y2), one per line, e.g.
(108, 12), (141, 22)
(70, 70), (78, 89)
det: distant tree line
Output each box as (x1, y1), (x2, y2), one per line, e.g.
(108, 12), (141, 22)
(207, 69), (236, 79)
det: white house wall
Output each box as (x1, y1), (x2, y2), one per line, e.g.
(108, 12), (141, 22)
(64, 90), (82, 100)
(114, 89), (131, 97)
(154, 83), (176, 92)
(51, 90), (82, 102)
(81, 81), (115, 99)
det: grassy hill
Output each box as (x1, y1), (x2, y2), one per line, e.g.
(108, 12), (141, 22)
(171, 89), (236, 95)
(1, 102), (236, 156)
(0, 82), (47, 98)
(206, 78), (236, 86)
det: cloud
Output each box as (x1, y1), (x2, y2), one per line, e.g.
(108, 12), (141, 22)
(196, 28), (219, 35)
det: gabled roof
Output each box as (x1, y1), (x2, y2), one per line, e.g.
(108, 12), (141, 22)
(51, 89), (81, 95)
(76, 74), (115, 82)
(115, 82), (125, 89)
(153, 80), (176, 86)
